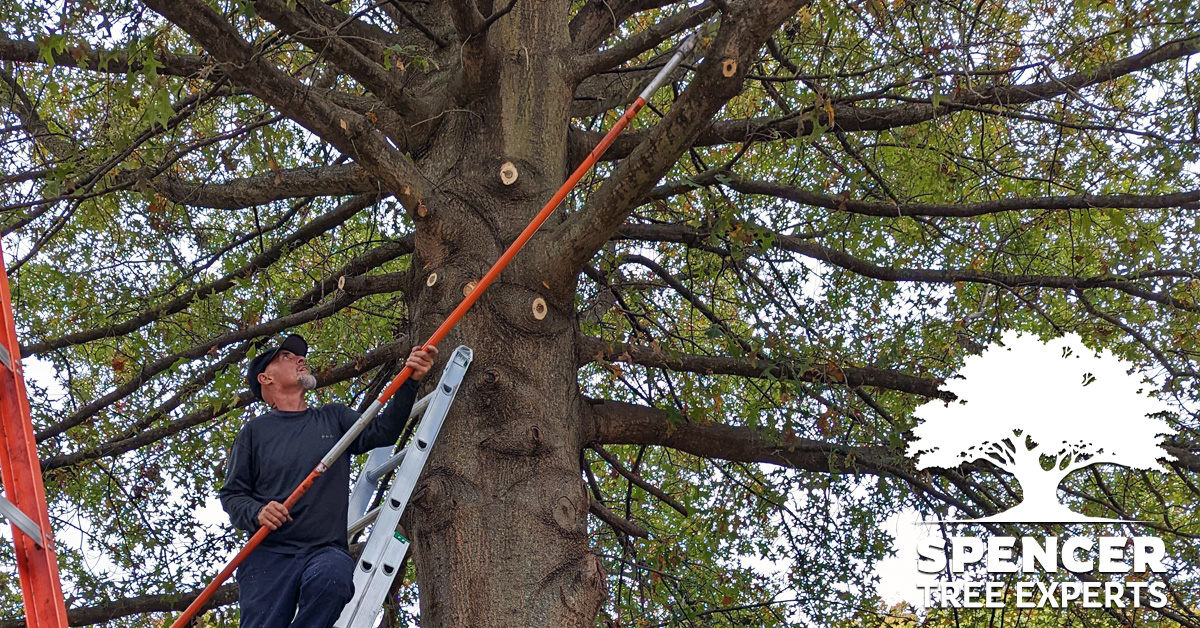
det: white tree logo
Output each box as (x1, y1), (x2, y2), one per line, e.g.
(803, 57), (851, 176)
(907, 332), (1175, 522)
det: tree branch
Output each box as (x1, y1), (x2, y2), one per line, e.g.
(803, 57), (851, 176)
(0, 583), (238, 628)
(252, 0), (421, 119)
(445, 0), (493, 101)
(589, 495), (650, 538)
(572, 62), (663, 118)
(572, 33), (1200, 162)
(1076, 290), (1194, 381)
(571, 3), (714, 79)
(383, 0), (450, 48)
(34, 269), (406, 444)
(0, 35), (214, 78)
(569, 0), (684, 53)
(653, 169), (1200, 217)
(22, 194), (380, 357)
(4, 104), (273, 235)
(478, 0), (520, 32)
(590, 443), (689, 515)
(550, 0), (812, 277)
(152, 163), (377, 209)
(611, 223), (1200, 313)
(447, 0), (486, 36)
(142, 0), (428, 212)
(0, 67), (78, 161)
(619, 254), (754, 355)
(288, 237), (415, 313)
(578, 336), (953, 400)
(41, 335), (413, 471)
(590, 400), (996, 520)
(587, 397), (892, 475)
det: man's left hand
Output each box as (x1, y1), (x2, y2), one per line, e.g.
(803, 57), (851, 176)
(407, 345), (438, 380)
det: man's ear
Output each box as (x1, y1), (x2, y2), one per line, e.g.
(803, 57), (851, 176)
(258, 372), (272, 386)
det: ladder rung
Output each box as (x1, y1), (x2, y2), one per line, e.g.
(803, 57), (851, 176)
(0, 492), (43, 547)
(347, 506), (379, 538)
(364, 447), (408, 487)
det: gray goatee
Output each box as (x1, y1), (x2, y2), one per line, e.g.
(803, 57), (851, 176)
(298, 374), (317, 391)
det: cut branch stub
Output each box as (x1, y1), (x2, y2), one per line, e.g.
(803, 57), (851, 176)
(721, 58), (737, 77)
(532, 297), (548, 320)
(426, 272), (438, 287)
(499, 161), (519, 185)
(463, 280), (477, 297)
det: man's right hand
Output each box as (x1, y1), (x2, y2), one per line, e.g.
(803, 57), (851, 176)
(257, 501), (292, 530)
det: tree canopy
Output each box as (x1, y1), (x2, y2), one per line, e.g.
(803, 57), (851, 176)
(1, 0), (1198, 626)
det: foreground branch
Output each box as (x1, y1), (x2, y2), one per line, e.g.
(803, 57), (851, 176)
(575, 33), (1200, 162)
(590, 444), (690, 516)
(551, 0), (812, 277)
(587, 397), (892, 474)
(34, 267), (410, 444)
(42, 335), (413, 471)
(0, 35), (214, 78)
(654, 169), (1200, 216)
(288, 237), (415, 313)
(572, 2), (715, 79)
(578, 336), (953, 400)
(586, 398), (992, 519)
(143, 0), (428, 211)
(253, 0), (420, 118)
(0, 584), (238, 628)
(153, 164), (377, 209)
(613, 224), (1200, 313)
(23, 194), (379, 357)
(569, 0), (684, 53)
(589, 496), (650, 538)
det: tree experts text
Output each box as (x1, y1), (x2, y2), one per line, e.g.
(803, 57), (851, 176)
(914, 535), (1169, 609)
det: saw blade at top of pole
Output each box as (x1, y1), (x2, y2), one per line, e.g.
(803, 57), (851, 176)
(639, 33), (698, 101)
(169, 30), (701, 628)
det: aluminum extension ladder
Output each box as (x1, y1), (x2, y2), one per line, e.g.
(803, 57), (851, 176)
(335, 345), (472, 628)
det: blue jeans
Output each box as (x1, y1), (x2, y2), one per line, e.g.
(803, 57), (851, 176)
(236, 546), (355, 628)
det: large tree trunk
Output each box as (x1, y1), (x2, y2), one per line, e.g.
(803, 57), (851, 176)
(404, 3), (603, 625)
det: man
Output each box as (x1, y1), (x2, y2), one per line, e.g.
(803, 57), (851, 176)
(219, 333), (437, 628)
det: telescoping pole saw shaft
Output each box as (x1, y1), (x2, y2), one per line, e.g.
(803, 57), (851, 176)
(170, 32), (697, 628)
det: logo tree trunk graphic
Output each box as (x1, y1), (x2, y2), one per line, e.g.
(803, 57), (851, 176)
(908, 333), (1175, 523)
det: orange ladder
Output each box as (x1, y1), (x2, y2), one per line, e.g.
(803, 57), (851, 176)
(0, 246), (69, 628)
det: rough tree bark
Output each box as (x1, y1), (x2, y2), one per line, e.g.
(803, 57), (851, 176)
(396, 3), (606, 623)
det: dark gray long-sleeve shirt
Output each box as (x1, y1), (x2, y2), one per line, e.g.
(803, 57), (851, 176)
(218, 380), (420, 553)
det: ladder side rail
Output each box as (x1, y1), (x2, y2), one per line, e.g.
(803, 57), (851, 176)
(0, 248), (68, 628)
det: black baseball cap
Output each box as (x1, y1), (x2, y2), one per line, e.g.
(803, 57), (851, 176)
(246, 333), (309, 400)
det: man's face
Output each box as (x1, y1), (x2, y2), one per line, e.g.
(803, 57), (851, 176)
(260, 350), (316, 393)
